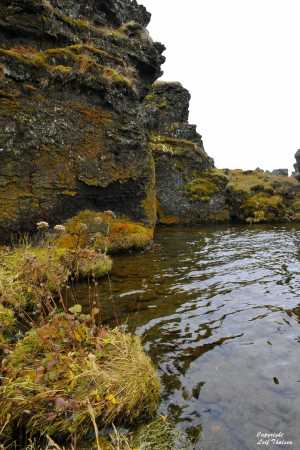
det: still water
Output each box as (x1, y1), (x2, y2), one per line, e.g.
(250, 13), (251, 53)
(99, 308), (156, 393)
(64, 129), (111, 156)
(71, 225), (300, 450)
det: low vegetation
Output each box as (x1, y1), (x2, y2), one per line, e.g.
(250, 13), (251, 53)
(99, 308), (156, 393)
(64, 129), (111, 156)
(0, 211), (165, 449)
(55, 210), (154, 254)
(0, 243), (111, 321)
(149, 134), (198, 156)
(226, 170), (298, 223)
(0, 312), (160, 447)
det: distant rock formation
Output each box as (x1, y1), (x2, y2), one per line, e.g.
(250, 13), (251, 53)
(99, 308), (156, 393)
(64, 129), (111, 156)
(294, 150), (300, 180)
(272, 169), (289, 177)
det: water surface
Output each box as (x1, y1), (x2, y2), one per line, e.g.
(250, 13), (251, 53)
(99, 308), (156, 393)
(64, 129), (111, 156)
(70, 225), (300, 450)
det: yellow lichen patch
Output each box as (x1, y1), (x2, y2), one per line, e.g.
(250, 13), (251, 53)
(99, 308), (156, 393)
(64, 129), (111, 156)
(55, 210), (154, 254)
(158, 215), (181, 225)
(0, 314), (160, 440)
(156, 201), (181, 225)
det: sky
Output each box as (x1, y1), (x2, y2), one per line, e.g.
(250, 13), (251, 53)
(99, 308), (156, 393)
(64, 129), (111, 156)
(141, 0), (300, 172)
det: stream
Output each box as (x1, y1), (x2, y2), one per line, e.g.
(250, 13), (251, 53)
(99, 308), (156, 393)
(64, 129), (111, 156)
(69, 224), (300, 450)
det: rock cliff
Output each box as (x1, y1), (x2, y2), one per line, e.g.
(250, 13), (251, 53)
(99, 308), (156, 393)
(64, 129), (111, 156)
(0, 0), (165, 236)
(144, 82), (229, 224)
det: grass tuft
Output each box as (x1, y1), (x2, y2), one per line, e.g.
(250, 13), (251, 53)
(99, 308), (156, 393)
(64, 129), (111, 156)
(0, 313), (160, 442)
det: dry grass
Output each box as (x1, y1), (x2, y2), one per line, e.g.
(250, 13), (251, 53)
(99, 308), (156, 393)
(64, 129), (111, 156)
(108, 417), (193, 450)
(0, 243), (112, 320)
(0, 313), (160, 443)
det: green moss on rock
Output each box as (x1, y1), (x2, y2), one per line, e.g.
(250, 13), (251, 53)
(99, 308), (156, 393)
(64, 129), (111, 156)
(185, 169), (228, 202)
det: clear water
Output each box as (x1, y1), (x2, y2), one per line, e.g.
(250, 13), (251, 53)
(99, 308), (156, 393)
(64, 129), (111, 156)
(69, 224), (300, 450)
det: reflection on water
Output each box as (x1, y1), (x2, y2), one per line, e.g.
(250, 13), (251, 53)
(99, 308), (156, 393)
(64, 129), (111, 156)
(68, 224), (300, 450)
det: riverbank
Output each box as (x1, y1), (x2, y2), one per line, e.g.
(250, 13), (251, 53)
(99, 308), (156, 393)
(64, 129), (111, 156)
(0, 214), (164, 449)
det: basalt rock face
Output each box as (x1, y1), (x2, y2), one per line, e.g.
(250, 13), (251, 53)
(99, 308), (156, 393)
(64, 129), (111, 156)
(294, 150), (300, 180)
(144, 82), (228, 224)
(0, 0), (165, 236)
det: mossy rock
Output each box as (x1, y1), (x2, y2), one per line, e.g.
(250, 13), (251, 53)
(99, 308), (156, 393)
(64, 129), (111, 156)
(55, 210), (154, 254)
(0, 313), (160, 442)
(185, 169), (228, 203)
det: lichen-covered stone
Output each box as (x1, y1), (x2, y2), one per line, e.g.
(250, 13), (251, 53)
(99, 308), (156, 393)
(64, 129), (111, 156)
(0, 0), (165, 238)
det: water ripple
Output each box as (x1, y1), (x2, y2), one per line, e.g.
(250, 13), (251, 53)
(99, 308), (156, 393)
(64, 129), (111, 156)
(72, 224), (300, 450)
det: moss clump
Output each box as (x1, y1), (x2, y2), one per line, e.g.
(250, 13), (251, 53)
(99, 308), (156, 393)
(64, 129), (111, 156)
(0, 313), (160, 441)
(242, 193), (287, 224)
(56, 210), (154, 254)
(185, 169), (228, 202)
